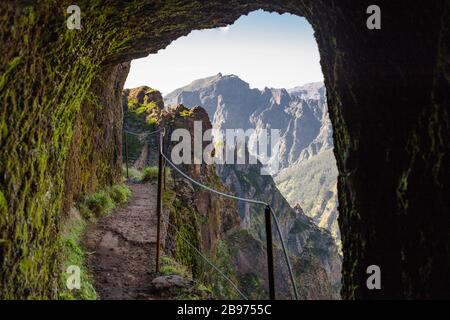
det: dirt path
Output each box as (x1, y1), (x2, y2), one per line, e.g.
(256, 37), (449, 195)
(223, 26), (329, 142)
(84, 182), (160, 300)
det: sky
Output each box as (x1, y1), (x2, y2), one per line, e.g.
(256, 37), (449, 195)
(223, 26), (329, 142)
(124, 10), (323, 95)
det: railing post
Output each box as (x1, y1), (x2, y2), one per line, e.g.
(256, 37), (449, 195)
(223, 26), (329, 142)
(265, 205), (276, 300)
(124, 131), (129, 179)
(163, 160), (166, 191)
(155, 132), (164, 273)
(162, 129), (167, 191)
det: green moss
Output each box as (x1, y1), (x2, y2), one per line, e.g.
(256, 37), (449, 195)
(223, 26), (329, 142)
(160, 255), (190, 277)
(59, 183), (132, 300)
(0, 56), (23, 90)
(59, 217), (97, 300)
(179, 109), (193, 117)
(147, 115), (158, 125)
(171, 198), (202, 277)
(126, 93), (160, 126)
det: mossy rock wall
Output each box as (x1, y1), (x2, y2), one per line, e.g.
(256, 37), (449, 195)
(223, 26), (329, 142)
(63, 62), (130, 213)
(0, 1), (134, 299)
(0, 1), (448, 299)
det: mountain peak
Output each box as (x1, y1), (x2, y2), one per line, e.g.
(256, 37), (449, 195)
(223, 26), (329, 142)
(288, 82), (325, 100)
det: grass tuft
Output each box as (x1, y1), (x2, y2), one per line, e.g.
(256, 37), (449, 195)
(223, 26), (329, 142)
(108, 184), (132, 204)
(59, 217), (97, 300)
(83, 191), (115, 216)
(142, 166), (158, 182)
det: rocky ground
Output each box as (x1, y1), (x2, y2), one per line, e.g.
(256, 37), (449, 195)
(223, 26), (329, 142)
(84, 183), (160, 299)
(83, 181), (217, 300)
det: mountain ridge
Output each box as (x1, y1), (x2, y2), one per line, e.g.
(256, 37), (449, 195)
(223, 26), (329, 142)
(122, 87), (341, 298)
(163, 74), (340, 245)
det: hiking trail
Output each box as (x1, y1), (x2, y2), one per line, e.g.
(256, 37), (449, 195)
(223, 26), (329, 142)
(84, 182), (163, 300)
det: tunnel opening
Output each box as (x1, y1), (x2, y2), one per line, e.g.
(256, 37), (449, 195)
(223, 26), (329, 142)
(82, 1), (450, 299)
(121, 10), (342, 299)
(1, 1), (447, 300)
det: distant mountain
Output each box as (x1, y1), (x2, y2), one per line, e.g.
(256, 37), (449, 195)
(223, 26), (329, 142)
(274, 149), (340, 248)
(164, 74), (340, 245)
(164, 73), (332, 168)
(287, 82), (326, 100)
(217, 160), (341, 295)
(122, 90), (340, 298)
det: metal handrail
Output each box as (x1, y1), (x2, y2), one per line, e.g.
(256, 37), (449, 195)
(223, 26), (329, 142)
(157, 130), (299, 300)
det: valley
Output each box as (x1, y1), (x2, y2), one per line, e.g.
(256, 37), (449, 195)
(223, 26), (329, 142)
(164, 73), (340, 246)
(122, 83), (342, 299)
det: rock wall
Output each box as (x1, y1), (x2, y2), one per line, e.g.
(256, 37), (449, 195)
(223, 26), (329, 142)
(1, 1), (448, 299)
(121, 86), (164, 169)
(0, 2), (133, 298)
(160, 104), (336, 299)
(63, 62), (130, 212)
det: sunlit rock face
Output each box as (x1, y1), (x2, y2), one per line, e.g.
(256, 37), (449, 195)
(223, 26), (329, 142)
(164, 74), (332, 168)
(164, 74), (341, 249)
(0, 1), (448, 299)
(160, 104), (338, 299)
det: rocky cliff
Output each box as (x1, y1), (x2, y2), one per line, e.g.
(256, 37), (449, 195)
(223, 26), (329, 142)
(275, 149), (340, 246)
(164, 73), (333, 167)
(160, 104), (338, 299)
(122, 86), (164, 169)
(1, 1), (447, 300)
(217, 161), (341, 296)
(164, 74), (340, 245)
(122, 87), (338, 299)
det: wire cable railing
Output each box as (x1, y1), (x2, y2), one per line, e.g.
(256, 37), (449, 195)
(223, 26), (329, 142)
(157, 129), (299, 300)
(123, 128), (162, 178)
(161, 214), (248, 300)
(124, 128), (162, 137)
(122, 126), (299, 300)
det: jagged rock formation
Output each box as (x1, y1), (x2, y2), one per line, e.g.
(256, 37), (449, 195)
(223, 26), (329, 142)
(165, 74), (333, 167)
(1, 1), (448, 299)
(275, 149), (340, 245)
(164, 74), (340, 245)
(217, 161), (341, 296)
(123, 93), (338, 298)
(122, 86), (164, 169)
(288, 82), (326, 100)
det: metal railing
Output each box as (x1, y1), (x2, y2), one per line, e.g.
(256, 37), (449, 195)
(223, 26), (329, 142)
(123, 127), (299, 300)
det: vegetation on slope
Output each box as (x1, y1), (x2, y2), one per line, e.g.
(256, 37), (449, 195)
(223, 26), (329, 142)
(59, 184), (132, 300)
(274, 149), (340, 245)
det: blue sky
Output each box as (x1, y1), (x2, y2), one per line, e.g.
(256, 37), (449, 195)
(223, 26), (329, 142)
(124, 10), (323, 95)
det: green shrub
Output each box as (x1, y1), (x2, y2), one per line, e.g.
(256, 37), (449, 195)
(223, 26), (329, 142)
(109, 185), (132, 204)
(142, 166), (158, 182)
(122, 166), (144, 181)
(160, 255), (189, 277)
(84, 191), (115, 216)
(77, 184), (132, 219)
